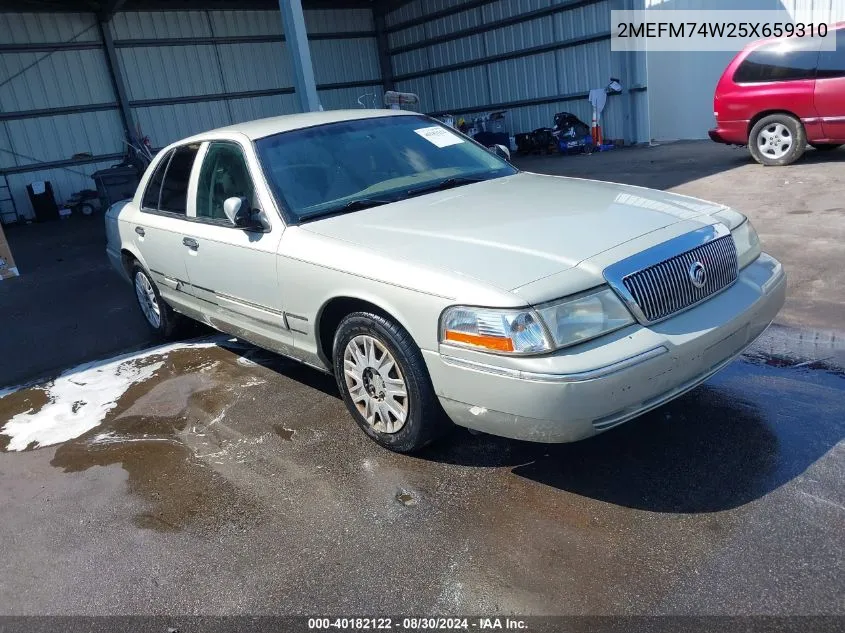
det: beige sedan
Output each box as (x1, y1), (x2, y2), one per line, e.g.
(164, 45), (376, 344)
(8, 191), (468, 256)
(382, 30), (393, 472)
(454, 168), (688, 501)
(107, 109), (786, 452)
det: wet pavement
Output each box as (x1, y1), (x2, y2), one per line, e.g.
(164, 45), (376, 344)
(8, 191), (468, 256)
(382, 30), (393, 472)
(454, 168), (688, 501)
(0, 325), (842, 615)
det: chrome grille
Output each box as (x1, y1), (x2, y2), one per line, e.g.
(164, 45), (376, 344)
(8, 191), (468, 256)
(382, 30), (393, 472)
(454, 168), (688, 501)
(622, 235), (738, 323)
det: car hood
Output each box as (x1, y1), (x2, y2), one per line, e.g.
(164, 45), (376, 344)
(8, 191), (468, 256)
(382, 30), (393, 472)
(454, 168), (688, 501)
(300, 172), (727, 292)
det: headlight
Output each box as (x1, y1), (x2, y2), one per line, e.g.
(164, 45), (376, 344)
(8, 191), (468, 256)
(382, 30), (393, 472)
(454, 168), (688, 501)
(440, 287), (634, 355)
(535, 287), (634, 348)
(440, 306), (552, 354)
(714, 208), (762, 270)
(731, 218), (761, 269)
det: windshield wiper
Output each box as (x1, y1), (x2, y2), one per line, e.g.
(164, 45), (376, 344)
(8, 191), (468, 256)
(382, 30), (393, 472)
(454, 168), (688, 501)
(338, 197), (395, 212)
(404, 175), (489, 199)
(299, 197), (394, 222)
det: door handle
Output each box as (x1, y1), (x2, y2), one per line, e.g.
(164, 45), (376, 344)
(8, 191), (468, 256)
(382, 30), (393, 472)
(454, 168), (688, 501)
(134, 226), (145, 237)
(182, 237), (199, 250)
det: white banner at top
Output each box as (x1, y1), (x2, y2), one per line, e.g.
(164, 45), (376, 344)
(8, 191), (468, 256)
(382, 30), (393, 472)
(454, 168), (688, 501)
(611, 10), (837, 52)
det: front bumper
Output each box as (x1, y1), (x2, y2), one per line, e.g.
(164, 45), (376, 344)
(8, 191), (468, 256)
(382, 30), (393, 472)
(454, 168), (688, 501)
(424, 253), (786, 443)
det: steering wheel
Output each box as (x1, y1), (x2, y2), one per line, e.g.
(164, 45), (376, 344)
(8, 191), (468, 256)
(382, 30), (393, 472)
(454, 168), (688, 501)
(272, 162), (344, 205)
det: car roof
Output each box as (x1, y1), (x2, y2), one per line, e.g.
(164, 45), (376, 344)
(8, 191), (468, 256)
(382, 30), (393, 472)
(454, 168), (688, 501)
(181, 108), (422, 143)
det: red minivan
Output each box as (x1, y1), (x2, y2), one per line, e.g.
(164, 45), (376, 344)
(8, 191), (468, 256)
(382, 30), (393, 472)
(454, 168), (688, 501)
(710, 23), (845, 166)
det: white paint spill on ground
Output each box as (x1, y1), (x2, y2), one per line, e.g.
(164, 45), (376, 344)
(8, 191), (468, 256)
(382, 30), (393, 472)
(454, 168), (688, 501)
(241, 377), (266, 388)
(0, 338), (224, 452)
(89, 431), (181, 447)
(1, 360), (164, 451)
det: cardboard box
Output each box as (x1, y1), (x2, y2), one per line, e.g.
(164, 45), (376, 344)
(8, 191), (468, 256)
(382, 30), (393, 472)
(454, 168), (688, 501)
(0, 223), (19, 281)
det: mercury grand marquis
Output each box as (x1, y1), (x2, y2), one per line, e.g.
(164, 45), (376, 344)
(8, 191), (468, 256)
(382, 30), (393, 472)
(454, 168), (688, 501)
(106, 109), (786, 452)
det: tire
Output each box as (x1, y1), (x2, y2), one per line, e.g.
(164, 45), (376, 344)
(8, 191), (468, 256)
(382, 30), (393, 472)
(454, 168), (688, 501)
(810, 143), (842, 151)
(332, 311), (448, 453)
(131, 263), (185, 340)
(748, 114), (806, 166)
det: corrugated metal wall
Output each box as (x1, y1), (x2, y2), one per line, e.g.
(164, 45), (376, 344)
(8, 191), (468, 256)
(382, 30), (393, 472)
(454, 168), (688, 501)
(384, 0), (643, 143)
(0, 11), (123, 223)
(0, 8), (381, 222)
(112, 8), (381, 148)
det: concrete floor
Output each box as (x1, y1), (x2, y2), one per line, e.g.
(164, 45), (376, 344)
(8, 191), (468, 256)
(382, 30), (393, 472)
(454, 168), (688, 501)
(0, 141), (843, 617)
(0, 217), (155, 387)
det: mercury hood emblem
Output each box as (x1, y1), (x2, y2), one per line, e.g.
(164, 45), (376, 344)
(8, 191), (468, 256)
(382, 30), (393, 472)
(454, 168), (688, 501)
(689, 261), (707, 289)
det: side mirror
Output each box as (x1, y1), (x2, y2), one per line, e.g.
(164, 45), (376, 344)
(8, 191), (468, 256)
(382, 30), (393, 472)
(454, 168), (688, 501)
(223, 196), (263, 230)
(489, 143), (511, 161)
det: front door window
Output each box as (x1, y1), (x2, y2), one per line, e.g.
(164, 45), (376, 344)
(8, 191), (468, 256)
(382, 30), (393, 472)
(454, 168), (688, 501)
(196, 142), (256, 222)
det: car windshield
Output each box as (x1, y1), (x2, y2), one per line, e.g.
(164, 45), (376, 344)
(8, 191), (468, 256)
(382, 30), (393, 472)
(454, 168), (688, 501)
(254, 115), (517, 222)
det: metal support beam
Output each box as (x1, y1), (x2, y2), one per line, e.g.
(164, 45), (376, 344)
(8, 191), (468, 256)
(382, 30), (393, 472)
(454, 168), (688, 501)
(278, 0), (320, 113)
(385, 0), (494, 33)
(130, 88), (294, 108)
(0, 0), (373, 9)
(373, 1), (394, 94)
(124, 82), (381, 110)
(612, 0), (643, 144)
(612, 0), (632, 145)
(99, 0), (128, 21)
(113, 32), (376, 47)
(1, 153), (124, 176)
(98, 20), (135, 141)
(0, 31), (380, 54)
(478, 5), (494, 113)
(0, 102), (118, 122)
(0, 41), (101, 53)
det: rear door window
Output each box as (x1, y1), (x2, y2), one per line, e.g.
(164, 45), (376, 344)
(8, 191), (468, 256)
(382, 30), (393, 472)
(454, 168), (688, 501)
(733, 39), (821, 83)
(817, 30), (845, 78)
(158, 144), (200, 215)
(141, 151), (171, 210)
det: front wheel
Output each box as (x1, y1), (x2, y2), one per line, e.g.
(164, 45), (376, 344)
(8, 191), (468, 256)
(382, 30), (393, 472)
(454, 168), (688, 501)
(332, 312), (448, 453)
(810, 143), (842, 151)
(749, 114), (806, 166)
(132, 264), (184, 339)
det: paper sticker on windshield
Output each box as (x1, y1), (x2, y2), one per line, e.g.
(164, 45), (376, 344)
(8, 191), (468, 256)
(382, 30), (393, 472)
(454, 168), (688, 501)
(414, 126), (464, 148)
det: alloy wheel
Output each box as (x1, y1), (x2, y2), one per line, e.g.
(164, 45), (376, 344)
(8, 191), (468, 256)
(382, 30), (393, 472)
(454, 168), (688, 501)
(342, 334), (409, 434)
(134, 271), (161, 329)
(758, 123), (792, 160)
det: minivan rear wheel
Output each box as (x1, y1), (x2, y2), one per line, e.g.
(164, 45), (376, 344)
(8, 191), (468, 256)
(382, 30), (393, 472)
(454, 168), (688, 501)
(749, 114), (806, 166)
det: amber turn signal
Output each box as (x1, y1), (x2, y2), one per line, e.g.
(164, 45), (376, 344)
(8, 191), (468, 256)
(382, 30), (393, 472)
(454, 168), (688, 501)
(443, 330), (515, 352)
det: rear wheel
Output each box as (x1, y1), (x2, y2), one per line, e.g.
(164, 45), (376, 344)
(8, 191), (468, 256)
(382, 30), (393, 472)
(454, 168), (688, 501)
(332, 312), (447, 453)
(131, 264), (184, 339)
(810, 143), (842, 151)
(749, 114), (806, 166)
